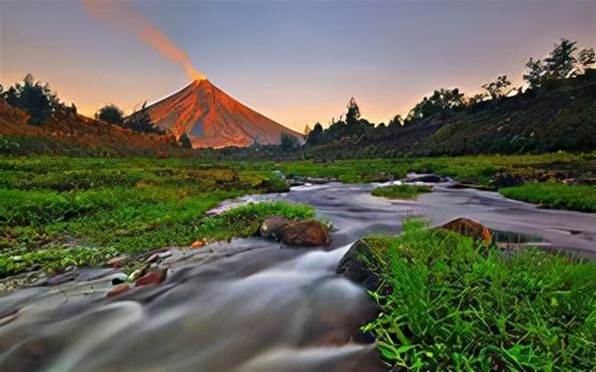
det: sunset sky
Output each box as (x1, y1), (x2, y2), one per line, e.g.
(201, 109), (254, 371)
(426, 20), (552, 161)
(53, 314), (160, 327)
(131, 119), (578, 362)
(1, 0), (594, 132)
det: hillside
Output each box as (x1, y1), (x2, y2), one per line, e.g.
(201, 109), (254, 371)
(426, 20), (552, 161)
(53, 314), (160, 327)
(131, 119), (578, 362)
(141, 79), (302, 148)
(0, 101), (180, 156)
(303, 72), (596, 159)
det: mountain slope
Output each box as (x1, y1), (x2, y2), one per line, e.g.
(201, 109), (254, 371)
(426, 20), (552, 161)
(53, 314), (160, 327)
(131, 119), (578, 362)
(142, 79), (302, 148)
(0, 101), (179, 156)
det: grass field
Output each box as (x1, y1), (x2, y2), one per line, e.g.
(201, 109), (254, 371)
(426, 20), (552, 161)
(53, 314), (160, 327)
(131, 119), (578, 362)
(371, 184), (432, 199)
(360, 221), (596, 371)
(0, 152), (594, 279)
(500, 183), (596, 212)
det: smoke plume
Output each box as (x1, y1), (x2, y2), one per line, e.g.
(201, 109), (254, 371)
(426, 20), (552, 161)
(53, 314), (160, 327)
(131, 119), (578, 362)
(84, 0), (205, 81)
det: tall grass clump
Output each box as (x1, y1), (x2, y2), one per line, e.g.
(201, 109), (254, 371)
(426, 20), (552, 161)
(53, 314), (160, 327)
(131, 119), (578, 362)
(363, 220), (595, 370)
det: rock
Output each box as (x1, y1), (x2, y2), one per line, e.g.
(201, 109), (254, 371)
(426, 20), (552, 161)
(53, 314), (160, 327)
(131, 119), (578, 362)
(336, 240), (381, 291)
(128, 267), (146, 282)
(135, 269), (167, 287)
(191, 239), (207, 249)
(260, 216), (290, 241)
(491, 172), (524, 188)
(281, 220), (331, 247)
(439, 218), (492, 244)
(146, 250), (172, 263)
(107, 254), (129, 268)
(405, 174), (447, 183)
(107, 283), (130, 298)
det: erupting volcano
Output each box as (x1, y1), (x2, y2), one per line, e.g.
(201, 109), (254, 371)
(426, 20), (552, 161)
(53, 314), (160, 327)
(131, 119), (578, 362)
(142, 79), (302, 148)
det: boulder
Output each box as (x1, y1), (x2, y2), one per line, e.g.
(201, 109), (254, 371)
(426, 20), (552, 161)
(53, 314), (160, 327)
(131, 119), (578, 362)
(439, 217), (492, 244)
(281, 220), (331, 247)
(260, 216), (290, 241)
(336, 240), (381, 291)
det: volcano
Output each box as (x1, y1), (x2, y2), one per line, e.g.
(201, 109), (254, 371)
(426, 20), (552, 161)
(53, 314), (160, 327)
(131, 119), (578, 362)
(141, 79), (302, 148)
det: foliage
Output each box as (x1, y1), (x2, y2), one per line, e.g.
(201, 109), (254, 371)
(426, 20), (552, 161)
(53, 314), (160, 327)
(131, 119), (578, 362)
(482, 75), (512, 100)
(280, 132), (300, 151)
(500, 183), (596, 212)
(406, 88), (465, 122)
(578, 48), (595, 71)
(95, 104), (124, 124)
(362, 220), (596, 371)
(371, 184), (432, 199)
(179, 132), (193, 149)
(124, 101), (165, 134)
(0, 74), (64, 124)
(544, 38), (578, 79)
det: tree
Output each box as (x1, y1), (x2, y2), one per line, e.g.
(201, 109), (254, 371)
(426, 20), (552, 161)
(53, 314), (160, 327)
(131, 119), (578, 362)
(96, 104), (124, 124)
(406, 88), (465, 121)
(124, 101), (164, 134)
(305, 122), (324, 146)
(304, 124), (311, 136)
(280, 132), (299, 151)
(345, 97), (360, 125)
(578, 48), (595, 71)
(178, 132), (192, 148)
(467, 92), (488, 106)
(523, 58), (546, 89)
(2, 74), (60, 124)
(388, 114), (403, 127)
(482, 75), (512, 100)
(544, 38), (578, 79)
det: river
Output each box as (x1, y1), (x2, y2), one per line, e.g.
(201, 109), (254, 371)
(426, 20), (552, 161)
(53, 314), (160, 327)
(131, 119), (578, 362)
(0, 181), (594, 371)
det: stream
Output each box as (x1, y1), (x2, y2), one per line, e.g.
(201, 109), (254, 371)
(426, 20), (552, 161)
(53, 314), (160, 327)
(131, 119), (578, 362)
(0, 180), (594, 371)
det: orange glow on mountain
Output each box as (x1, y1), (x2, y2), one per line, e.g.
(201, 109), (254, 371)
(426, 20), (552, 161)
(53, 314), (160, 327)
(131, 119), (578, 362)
(83, 0), (205, 82)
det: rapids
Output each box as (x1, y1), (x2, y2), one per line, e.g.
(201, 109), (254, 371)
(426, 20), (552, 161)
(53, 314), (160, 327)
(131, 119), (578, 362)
(0, 180), (594, 371)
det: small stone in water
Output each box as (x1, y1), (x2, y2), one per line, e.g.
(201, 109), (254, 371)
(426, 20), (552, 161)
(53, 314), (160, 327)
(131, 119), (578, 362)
(107, 283), (130, 298)
(135, 269), (167, 287)
(107, 254), (129, 268)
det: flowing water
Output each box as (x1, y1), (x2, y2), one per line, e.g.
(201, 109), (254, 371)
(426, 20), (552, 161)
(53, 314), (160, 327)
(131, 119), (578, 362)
(1, 180), (595, 371)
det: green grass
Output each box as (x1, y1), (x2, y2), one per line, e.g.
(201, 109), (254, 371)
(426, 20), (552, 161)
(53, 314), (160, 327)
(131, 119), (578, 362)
(360, 220), (596, 371)
(500, 183), (596, 212)
(0, 157), (313, 277)
(0, 152), (593, 278)
(371, 184), (432, 199)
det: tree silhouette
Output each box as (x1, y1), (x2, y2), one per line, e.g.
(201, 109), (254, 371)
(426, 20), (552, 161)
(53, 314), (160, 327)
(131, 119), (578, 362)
(523, 58), (546, 89)
(482, 75), (512, 100)
(95, 104), (124, 124)
(544, 38), (578, 79)
(1, 74), (61, 124)
(578, 48), (595, 71)
(280, 132), (299, 151)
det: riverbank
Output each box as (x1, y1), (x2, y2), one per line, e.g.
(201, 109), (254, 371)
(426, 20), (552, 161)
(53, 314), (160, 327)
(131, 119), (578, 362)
(352, 220), (595, 370)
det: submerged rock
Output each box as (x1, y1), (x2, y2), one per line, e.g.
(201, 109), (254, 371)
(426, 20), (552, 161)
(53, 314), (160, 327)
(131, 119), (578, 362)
(282, 220), (331, 247)
(107, 283), (131, 298)
(260, 216), (290, 241)
(336, 239), (381, 291)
